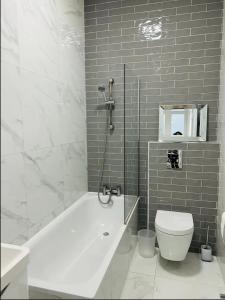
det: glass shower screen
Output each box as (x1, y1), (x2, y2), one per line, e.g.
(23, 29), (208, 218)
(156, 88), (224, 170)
(123, 64), (140, 223)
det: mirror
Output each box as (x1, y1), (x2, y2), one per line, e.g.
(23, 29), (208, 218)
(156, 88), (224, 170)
(159, 104), (208, 142)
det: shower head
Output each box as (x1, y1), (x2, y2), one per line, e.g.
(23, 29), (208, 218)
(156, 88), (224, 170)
(108, 79), (114, 99)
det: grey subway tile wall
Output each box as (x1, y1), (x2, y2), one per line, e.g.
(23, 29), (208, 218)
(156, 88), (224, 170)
(147, 142), (219, 253)
(85, 0), (223, 251)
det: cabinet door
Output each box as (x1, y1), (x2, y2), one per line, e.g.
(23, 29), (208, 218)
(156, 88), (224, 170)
(2, 271), (28, 299)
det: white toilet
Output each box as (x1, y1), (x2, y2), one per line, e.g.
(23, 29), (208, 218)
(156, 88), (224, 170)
(155, 210), (194, 261)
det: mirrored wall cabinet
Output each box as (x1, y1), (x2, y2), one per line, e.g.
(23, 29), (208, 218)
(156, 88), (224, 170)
(159, 104), (208, 142)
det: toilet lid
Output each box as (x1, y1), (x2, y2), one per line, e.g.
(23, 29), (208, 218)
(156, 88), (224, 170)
(155, 210), (194, 235)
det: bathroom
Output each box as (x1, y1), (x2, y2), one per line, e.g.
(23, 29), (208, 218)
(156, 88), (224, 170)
(1, 0), (225, 298)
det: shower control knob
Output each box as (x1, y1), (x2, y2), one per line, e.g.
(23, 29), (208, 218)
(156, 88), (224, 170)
(111, 186), (121, 196)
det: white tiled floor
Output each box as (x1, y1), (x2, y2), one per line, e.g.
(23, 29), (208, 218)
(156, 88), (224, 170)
(121, 246), (225, 299)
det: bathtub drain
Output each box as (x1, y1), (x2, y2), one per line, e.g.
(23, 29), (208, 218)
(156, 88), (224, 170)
(103, 232), (109, 236)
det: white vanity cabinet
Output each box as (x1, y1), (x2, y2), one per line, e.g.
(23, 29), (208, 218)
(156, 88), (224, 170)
(1, 243), (29, 299)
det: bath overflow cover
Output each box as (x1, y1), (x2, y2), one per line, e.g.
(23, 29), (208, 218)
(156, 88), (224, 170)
(103, 232), (109, 236)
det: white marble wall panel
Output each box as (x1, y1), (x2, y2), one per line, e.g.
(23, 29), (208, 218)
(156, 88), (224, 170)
(62, 142), (87, 208)
(1, 62), (24, 155)
(1, 0), (20, 66)
(1, 154), (29, 244)
(24, 148), (65, 234)
(1, 0), (87, 244)
(17, 0), (60, 80)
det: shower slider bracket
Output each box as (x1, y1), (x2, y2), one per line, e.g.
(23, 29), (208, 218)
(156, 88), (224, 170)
(98, 78), (115, 132)
(105, 99), (115, 106)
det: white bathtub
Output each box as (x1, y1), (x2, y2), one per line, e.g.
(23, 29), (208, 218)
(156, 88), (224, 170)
(25, 192), (138, 299)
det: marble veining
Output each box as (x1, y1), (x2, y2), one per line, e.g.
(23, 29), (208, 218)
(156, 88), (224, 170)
(1, 0), (20, 66)
(1, 62), (24, 156)
(1, 0), (87, 245)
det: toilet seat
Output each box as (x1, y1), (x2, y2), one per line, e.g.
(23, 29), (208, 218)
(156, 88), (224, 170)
(155, 210), (194, 236)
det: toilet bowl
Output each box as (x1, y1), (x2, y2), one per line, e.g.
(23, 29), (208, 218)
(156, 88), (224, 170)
(155, 210), (194, 261)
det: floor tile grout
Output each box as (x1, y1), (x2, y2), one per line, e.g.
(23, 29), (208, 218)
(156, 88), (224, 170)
(121, 245), (225, 299)
(152, 250), (159, 299)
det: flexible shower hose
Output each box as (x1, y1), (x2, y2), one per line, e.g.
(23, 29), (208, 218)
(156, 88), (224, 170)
(97, 109), (112, 205)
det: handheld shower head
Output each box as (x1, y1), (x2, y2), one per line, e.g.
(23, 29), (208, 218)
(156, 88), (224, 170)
(108, 78), (114, 99)
(98, 81), (115, 132)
